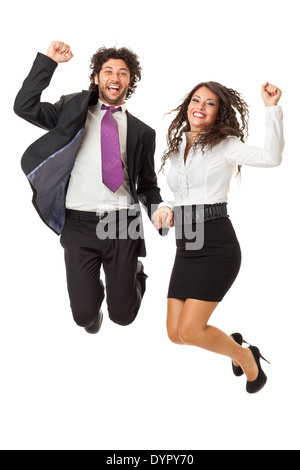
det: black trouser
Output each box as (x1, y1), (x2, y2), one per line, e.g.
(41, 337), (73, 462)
(60, 210), (146, 327)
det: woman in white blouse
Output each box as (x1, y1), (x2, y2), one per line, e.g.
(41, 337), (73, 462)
(153, 81), (284, 394)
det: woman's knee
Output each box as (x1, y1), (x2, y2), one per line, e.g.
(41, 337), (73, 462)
(178, 319), (202, 345)
(167, 325), (183, 345)
(167, 299), (185, 345)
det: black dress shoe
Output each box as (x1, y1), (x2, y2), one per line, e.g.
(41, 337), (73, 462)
(85, 310), (103, 334)
(246, 346), (270, 394)
(136, 260), (148, 295)
(230, 333), (250, 377)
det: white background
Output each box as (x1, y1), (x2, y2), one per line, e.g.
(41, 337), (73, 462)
(1, 0), (299, 450)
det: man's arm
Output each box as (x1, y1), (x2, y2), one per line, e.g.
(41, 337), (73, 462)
(136, 130), (162, 218)
(14, 41), (73, 131)
(136, 130), (173, 235)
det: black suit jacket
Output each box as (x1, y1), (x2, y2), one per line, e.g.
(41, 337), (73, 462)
(14, 53), (165, 257)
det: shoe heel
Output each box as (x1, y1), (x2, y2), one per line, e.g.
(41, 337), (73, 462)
(260, 353), (270, 365)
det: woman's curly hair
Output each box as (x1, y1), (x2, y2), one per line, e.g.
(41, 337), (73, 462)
(89, 46), (142, 99)
(160, 81), (249, 173)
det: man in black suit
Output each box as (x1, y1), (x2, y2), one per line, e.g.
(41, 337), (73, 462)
(14, 41), (172, 334)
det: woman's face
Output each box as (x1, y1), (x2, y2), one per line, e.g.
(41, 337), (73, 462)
(187, 86), (220, 133)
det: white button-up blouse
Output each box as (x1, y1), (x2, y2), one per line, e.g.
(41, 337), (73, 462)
(164, 106), (284, 208)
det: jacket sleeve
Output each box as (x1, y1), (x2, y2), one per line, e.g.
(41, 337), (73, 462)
(14, 53), (63, 131)
(136, 130), (164, 219)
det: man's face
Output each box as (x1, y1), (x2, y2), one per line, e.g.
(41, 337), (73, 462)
(94, 58), (131, 106)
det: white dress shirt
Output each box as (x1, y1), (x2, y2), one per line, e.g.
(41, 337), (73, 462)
(163, 106), (284, 209)
(66, 99), (134, 212)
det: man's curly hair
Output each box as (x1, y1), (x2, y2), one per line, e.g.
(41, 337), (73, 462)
(89, 46), (142, 99)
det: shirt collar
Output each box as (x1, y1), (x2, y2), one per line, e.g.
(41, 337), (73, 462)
(97, 99), (127, 114)
(184, 132), (191, 143)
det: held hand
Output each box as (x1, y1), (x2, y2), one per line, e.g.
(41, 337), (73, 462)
(46, 41), (73, 63)
(152, 207), (174, 230)
(261, 82), (282, 107)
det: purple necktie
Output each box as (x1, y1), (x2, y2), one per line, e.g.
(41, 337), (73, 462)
(101, 104), (124, 193)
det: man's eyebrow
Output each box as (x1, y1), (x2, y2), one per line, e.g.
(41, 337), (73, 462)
(103, 66), (129, 72)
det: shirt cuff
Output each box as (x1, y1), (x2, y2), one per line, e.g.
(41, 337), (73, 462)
(158, 202), (174, 211)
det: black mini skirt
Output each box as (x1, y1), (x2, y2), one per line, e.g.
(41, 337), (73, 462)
(167, 211), (242, 302)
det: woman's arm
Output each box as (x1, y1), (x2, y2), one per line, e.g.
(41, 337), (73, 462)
(261, 82), (282, 107)
(224, 83), (284, 168)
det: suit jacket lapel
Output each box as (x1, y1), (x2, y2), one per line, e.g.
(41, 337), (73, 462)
(126, 111), (140, 180)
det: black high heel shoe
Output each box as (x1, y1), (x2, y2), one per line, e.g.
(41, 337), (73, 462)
(230, 333), (250, 377)
(246, 346), (270, 394)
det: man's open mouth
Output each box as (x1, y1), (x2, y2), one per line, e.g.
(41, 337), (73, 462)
(107, 85), (121, 93)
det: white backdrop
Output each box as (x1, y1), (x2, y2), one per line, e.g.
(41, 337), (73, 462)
(1, 0), (299, 450)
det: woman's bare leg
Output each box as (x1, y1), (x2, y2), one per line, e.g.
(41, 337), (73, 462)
(167, 299), (186, 345)
(167, 298), (258, 381)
